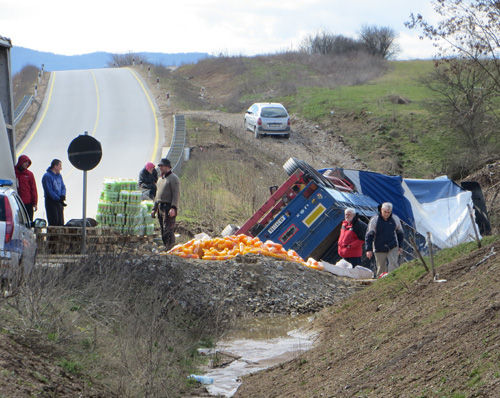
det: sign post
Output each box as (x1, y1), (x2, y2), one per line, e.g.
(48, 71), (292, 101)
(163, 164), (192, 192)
(67, 132), (102, 254)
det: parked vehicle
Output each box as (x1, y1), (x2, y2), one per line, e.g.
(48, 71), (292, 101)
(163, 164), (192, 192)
(1, 110), (45, 291)
(244, 103), (291, 139)
(0, 179), (39, 284)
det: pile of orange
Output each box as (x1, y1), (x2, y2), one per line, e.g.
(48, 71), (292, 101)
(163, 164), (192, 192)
(167, 234), (323, 270)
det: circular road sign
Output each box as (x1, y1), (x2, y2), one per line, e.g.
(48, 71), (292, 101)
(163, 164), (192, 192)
(67, 134), (102, 171)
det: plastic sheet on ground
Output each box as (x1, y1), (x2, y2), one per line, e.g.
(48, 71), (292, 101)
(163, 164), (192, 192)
(320, 259), (374, 279)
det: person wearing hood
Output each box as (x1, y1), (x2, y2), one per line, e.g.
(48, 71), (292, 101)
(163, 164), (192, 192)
(337, 207), (367, 266)
(41, 159), (66, 226)
(15, 154), (38, 221)
(138, 161), (158, 200)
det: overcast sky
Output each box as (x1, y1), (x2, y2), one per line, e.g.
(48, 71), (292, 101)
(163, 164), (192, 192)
(1, 0), (440, 59)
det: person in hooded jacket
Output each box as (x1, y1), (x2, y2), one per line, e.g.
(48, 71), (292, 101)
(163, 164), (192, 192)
(41, 159), (66, 226)
(337, 207), (367, 266)
(15, 154), (38, 221)
(138, 161), (158, 200)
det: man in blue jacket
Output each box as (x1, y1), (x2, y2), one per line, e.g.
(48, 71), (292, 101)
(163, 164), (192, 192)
(365, 202), (404, 277)
(42, 159), (66, 226)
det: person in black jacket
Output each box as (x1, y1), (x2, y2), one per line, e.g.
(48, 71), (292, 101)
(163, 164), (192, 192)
(138, 162), (158, 200)
(365, 202), (404, 277)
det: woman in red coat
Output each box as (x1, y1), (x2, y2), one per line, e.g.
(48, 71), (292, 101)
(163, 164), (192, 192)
(337, 208), (367, 266)
(15, 154), (38, 221)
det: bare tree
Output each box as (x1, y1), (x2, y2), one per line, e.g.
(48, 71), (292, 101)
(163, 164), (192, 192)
(108, 53), (148, 67)
(421, 59), (497, 171)
(406, 0), (499, 176)
(359, 25), (399, 59)
(300, 31), (363, 55)
(406, 0), (500, 93)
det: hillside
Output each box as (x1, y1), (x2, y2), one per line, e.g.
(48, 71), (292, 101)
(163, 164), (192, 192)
(4, 52), (499, 397)
(236, 238), (500, 397)
(163, 55), (498, 180)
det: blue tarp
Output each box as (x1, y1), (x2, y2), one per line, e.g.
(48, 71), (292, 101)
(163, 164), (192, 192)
(318, 167), (479, 248)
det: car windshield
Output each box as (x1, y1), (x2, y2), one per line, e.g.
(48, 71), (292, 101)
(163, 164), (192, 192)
(261, 107), (287, 118)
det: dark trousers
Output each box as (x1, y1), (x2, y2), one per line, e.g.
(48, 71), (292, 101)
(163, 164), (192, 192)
(45, 198), (64, 226)
(24, 203), (34, 222)
(157, 203), (176, 250)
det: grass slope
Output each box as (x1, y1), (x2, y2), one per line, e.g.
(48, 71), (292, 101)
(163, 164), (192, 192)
(236, 236), (500, 397)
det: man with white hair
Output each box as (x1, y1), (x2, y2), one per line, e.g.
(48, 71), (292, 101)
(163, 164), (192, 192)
(337, 207), (367, 266)
(365, 202), (404, 277)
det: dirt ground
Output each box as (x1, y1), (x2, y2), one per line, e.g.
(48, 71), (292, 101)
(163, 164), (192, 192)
(235, 241), (500, 397)
(0, 333), (113, 397)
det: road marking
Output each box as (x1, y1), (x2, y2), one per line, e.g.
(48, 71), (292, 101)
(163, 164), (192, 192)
(16, 72), (56, 156)
(90, 70), (100, 137)
(127, 67), (160, 163)
(64, 70), (102, 182)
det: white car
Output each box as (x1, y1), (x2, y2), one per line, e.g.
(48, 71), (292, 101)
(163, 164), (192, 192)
(0, 180), (38, 282)
(244, 103), (291, 139)
(1, 112), (43, 290)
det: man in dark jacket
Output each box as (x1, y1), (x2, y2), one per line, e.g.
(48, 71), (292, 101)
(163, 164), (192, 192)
(41, 159), (66, 226)
(138, 161), (158, 200)
(152, 158), (180, 249)
(15, 154), (38, 221)
(365, 202), (404, 277)
(337, 207), (367, 266)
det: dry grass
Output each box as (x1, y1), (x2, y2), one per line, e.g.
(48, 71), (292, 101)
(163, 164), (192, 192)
(0, 251), (221, 396)
(178, 117), (285, 236)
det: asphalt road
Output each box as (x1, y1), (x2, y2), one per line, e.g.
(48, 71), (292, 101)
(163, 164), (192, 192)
(16, 68), (163, 222)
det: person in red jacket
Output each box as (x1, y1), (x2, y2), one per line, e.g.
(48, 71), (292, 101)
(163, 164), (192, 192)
(15, 154), (38, 221)
(337, 207), (367, 266)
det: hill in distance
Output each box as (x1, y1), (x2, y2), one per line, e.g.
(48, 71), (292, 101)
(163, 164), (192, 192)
(10, 46), (210, 74)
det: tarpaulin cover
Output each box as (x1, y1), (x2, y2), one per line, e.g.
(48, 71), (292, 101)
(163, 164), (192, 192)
(319, 167), (479, 249)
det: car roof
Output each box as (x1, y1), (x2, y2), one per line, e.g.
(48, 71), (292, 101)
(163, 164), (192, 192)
(252, 102), (286, 108)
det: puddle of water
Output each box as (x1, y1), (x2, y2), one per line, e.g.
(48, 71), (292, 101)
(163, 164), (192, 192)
(200, 315), (317, 397)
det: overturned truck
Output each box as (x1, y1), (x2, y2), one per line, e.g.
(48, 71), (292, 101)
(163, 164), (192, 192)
(237, 158), (487, 265)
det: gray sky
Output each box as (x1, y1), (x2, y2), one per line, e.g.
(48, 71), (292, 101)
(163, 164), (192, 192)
(1, 0), (439, 59)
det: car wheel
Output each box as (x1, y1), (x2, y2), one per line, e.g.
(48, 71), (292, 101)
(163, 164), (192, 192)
(254, 126), (261, 139)
(282, 157), (335, 188)
(244, 119), (248, 131)
(284, 133), (290, 139)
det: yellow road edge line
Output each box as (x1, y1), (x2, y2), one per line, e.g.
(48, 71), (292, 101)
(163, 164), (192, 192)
(90, 71), (100, 137)
(127, 67), (160, 163)
(16, 72), (56, 156)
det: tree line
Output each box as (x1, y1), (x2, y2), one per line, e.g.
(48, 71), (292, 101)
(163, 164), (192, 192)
(299, 25), (399, 59)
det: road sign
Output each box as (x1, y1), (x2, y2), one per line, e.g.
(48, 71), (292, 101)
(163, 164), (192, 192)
(67, 133), (102, 171)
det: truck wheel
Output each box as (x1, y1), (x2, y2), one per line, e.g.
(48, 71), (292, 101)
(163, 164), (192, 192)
(283, 157), (335, 188)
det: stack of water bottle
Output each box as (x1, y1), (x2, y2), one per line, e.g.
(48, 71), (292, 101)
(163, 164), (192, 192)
(95, 178), (156, 235)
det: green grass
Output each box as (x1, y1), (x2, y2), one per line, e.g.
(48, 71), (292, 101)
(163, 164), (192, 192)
(286, 61), (435, 119)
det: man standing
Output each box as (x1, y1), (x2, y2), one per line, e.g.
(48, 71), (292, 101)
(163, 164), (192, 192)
(42, 159), (66, 226)
(337, 207), (367, 266)
(152, 158), (180, 249)
(365, 202), (404, 277)
(138, 161), (158, 200)
(15, 154), (38, 221)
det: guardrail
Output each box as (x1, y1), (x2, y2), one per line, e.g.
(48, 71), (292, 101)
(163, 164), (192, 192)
(167, 114), (186, 174)
(13, 94), (33, 126)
